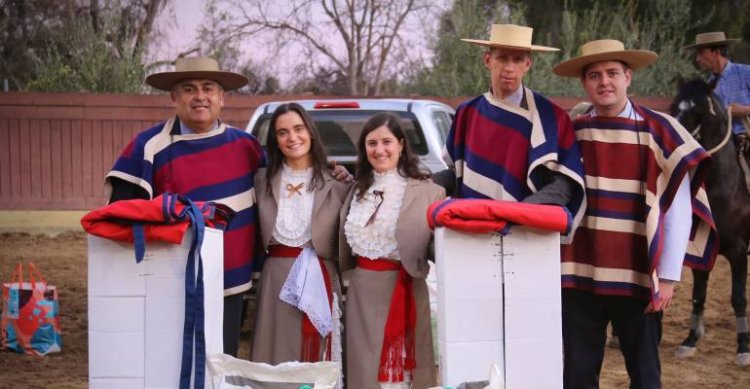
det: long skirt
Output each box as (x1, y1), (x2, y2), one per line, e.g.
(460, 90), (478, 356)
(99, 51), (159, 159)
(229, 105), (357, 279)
(345, 266), (436, 389)
(251, 255), (342, 364)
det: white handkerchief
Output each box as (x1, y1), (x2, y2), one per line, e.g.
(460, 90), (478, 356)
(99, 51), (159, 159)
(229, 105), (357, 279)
(279, 247), (333, 337)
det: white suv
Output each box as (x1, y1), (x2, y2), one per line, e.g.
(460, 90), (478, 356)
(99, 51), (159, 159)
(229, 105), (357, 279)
(245, 99), (455, 173)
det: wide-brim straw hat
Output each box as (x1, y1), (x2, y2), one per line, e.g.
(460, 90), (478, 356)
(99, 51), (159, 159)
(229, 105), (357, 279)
(684, 31), (740, 50)
(553, 39), (658, 78)
(461, 24), (559, 52)
(146, 57), (248, 91)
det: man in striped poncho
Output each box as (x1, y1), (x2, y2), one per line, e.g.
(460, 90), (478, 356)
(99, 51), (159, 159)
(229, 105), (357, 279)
(553, 40), (719, 388)
(107, 57), (351, 358)
(443, 24), (587, 241)
(106, 57), (266, 357)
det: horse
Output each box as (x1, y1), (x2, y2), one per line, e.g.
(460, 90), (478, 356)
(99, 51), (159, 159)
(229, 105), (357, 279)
(670, 78), (750, 366)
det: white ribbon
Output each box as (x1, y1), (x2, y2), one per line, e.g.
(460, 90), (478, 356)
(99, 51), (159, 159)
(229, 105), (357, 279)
(279, 247), (333, 337)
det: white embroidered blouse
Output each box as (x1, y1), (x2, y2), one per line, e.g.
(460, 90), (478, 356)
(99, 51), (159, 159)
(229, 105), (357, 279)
(344, 169), (407, 260)
(272, 164), (314, 247)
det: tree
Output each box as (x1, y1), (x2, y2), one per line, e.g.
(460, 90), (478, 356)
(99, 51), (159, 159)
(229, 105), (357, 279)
(411, 0), (715, 98)
(1, 0), (170, 92)
(188, 1), (276, 95)
(2, 0), (65, 91)
(685, 0), (750, 64)
(288, 66), (349, 95)
(538, 0), (711, 97)
(202, 0), (433, 96)
(406, 0), (518, 97)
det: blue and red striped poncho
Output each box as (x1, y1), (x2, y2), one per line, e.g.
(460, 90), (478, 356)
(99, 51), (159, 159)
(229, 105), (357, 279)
(561, 102), (718, 301)
(106, 117), (267, 295)
(444, 90), (586, 242)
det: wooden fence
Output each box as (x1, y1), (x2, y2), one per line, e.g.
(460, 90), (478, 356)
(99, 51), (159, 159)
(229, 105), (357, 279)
(0, 92), (670, 210)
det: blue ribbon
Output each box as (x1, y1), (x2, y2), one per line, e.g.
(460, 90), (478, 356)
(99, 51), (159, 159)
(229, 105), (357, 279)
(166, 193), (207, 389)
(126, 192), (212, 388)
(122, 192), (213, 387)
(133, 224), (146, 263)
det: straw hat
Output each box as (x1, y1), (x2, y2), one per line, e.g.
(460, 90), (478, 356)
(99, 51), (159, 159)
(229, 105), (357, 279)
(146, 57), (248, 91)
(553, 39), (658, 78)
(461, 24), (559, 52)
(684, 31), (740, 50)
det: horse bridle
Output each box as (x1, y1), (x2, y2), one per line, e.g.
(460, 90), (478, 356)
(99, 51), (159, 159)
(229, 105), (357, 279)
(687, 96), (733, 156)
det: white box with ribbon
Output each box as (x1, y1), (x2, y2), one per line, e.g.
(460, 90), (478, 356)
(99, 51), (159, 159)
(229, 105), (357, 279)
(88, 227), (224, 389)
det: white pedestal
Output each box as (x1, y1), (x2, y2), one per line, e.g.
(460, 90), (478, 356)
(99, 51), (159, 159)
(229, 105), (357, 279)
(435, 227), (562, 388)
(88, 227), (224, 389)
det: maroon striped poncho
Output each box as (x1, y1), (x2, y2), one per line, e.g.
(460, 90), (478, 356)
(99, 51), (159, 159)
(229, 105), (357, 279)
(561, 102), (718, 301)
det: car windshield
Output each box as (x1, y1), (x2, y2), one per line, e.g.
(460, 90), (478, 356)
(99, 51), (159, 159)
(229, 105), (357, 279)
(252, 109), (428, 156)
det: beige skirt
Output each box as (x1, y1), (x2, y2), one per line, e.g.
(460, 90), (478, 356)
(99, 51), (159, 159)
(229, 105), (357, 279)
(345, 266), (436, 389)
(250, 255), (341, 364)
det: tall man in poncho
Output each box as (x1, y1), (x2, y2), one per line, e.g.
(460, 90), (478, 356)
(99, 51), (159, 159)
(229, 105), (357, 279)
(443, 24), (586, 239)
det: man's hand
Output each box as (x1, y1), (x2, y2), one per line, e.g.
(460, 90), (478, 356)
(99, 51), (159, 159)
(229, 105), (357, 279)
(329, 161), (353, 182)
(645, 279), (676, 313)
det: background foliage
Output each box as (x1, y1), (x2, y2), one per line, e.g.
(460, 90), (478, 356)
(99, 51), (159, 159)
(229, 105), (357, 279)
(411, 0), (728, 97)
(2, 0), (749, 96)
(2, 0), (169, 93)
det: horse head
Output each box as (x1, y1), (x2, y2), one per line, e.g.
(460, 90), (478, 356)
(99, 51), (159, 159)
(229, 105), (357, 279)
(670, 81), (750, 368)
(670, 78), (728, 149)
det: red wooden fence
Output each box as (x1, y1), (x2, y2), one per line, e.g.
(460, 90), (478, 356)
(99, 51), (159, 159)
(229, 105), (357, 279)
(0, 92), (670, 210)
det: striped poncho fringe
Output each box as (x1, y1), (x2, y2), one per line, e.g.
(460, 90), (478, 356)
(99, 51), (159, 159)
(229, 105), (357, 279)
(444, 89), (586, 243)
(105, 117), (267, 294)
(561, 102), (718, 300)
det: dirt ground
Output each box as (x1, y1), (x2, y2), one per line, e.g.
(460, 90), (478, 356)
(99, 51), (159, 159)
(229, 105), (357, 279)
(0, 231), (748, 388)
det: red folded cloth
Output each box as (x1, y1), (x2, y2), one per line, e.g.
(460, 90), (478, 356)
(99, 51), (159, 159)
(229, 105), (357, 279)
(81, 193), (232, 262)
(427, 198), (570, 234)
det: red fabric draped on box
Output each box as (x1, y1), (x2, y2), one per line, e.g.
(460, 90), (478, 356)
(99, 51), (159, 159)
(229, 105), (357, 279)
(427, 198), (571, 234)
(81, 193), (232, 251)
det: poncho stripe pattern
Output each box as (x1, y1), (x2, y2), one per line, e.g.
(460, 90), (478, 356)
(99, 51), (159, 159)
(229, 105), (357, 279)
(562, 103), (718, 300)
(444, 90), (586, 242)
(106, 117), (267, 295)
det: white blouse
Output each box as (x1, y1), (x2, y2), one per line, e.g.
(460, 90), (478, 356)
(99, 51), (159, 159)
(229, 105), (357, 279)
(272, 164), (314, 247)
(345, 169), (407, 260)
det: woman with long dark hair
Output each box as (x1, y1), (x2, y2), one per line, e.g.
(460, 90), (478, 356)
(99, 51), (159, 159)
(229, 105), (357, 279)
(339, 113), (445, 388)
(251, 103), (350, 372)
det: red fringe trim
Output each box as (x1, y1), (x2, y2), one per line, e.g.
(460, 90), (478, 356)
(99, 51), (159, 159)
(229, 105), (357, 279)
(357, 257), (417, 382)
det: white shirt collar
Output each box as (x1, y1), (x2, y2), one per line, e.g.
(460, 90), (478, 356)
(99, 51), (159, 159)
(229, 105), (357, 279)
(590, 99), (643, 120)
(282, 161), (312, 177)
(179, 120), (219, 135)
(501, 84), (525, 107)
